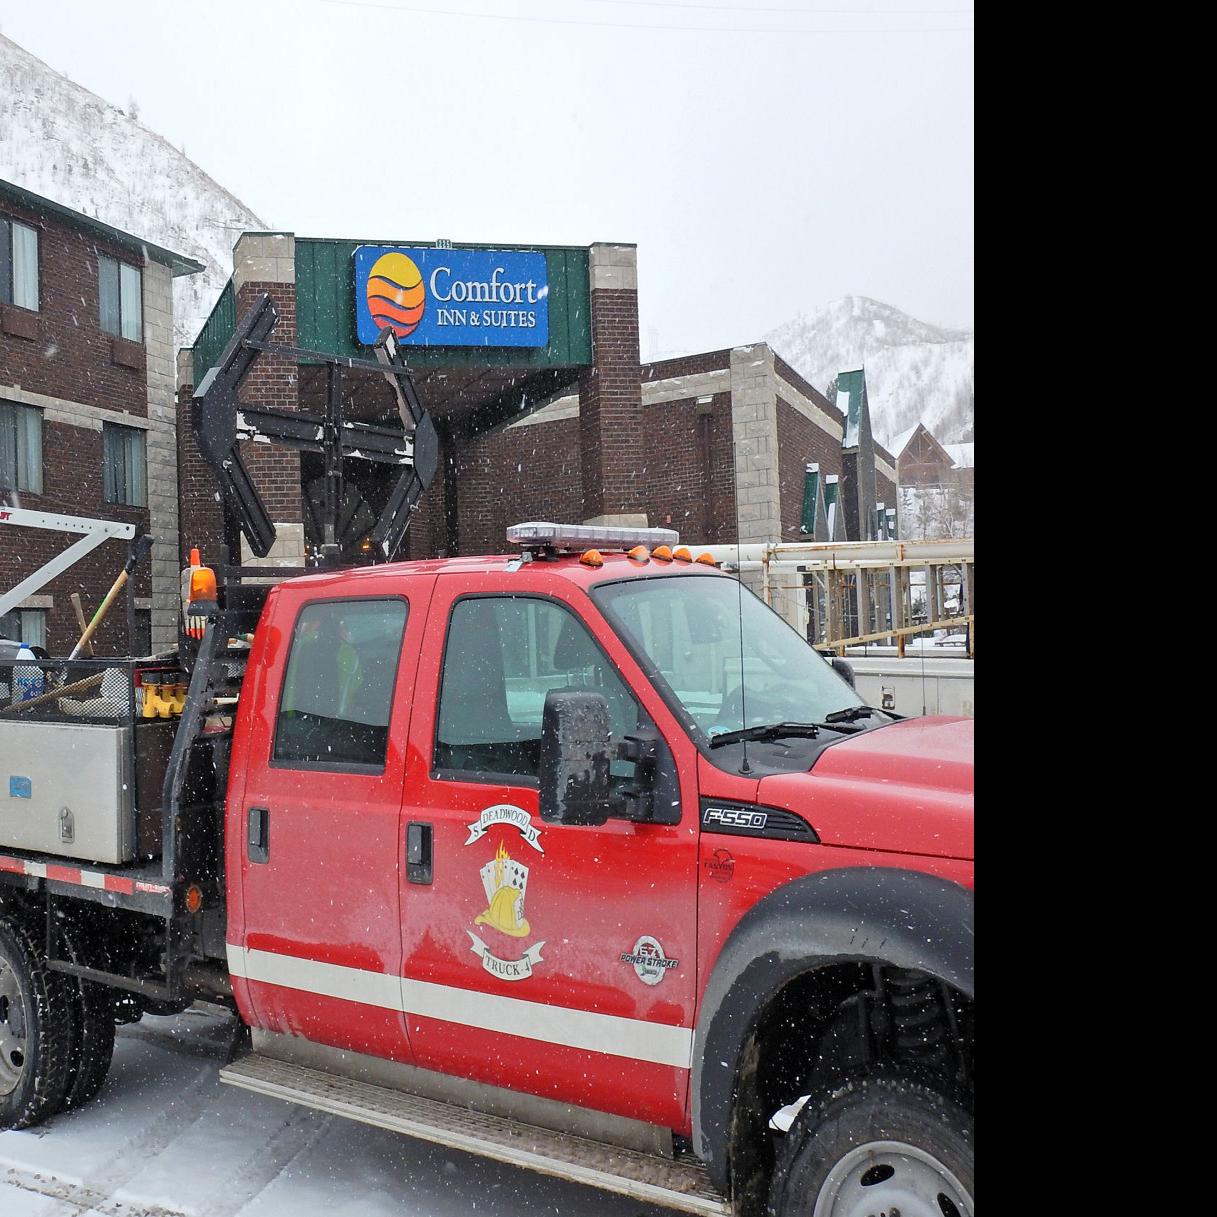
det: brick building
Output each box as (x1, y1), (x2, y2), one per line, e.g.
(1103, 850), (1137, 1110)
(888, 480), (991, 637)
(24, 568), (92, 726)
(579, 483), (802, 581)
(1, 179), (201, 655)
(178, 232), (896, 573)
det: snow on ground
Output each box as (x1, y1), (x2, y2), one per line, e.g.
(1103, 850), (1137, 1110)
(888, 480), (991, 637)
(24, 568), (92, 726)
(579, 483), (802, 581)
(1, 1008), (669, 1217)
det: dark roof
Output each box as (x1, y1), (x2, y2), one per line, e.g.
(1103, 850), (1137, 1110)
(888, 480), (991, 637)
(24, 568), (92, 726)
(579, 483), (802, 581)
(0, 178), (204, 278)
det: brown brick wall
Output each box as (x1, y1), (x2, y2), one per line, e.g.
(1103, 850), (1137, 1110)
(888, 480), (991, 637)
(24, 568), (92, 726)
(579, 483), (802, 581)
(0, 421), (150, 655)
(775, 398), (844, 542)
(1, 195), (150, 416)
(453, 416), (584, 555)
(579, 287), (645, 518)
(1, 197), (155, 655)
(235, 281), (301, 525)
(643, 393), (736, 543)
(175, 378), (228, 565)
(771, 352), (841, 427)
(642, 349), (731, 382)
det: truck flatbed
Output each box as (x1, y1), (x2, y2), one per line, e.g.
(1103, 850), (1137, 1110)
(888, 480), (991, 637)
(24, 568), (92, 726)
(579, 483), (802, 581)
(0, 847), (173, 914)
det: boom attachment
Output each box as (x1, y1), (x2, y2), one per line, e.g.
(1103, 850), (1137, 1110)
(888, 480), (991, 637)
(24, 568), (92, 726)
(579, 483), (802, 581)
(192, 294), (440, 566)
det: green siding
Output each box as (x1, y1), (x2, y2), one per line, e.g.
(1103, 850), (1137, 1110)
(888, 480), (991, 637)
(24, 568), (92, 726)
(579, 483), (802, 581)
(191, 281), (236, 385)
(295, 239), (592, 369)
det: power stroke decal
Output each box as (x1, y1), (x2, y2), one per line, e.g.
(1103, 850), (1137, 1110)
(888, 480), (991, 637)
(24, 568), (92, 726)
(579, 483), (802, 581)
(621, 936), (679, 987)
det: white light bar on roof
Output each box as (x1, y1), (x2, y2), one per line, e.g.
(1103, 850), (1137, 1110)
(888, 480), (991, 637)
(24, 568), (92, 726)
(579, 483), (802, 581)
(507, 521), (679, 551)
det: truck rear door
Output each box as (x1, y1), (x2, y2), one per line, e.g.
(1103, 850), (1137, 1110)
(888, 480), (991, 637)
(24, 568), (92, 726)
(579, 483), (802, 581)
(226, 575), (434, 1064)
(397, 571), (700, 1131)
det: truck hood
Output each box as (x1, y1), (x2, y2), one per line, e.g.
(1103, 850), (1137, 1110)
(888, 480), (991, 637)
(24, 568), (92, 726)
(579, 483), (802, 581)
(756, 716), (974, 860)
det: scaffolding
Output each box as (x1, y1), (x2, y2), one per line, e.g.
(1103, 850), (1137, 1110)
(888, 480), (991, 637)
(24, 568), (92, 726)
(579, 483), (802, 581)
(695, 538), (974, 659)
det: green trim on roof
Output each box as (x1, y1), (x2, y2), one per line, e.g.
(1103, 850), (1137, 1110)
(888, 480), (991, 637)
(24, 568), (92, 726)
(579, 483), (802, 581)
(823, 476), (842, 541)
(191, 280), (236, 386)
(800, 465), (828, 540)
(0, 178), (204, 277)
(837, 368), (867, 450)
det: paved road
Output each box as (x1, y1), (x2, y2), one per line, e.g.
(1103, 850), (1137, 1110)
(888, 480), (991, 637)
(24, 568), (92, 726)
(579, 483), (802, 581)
(0, 1008), (667, 1217)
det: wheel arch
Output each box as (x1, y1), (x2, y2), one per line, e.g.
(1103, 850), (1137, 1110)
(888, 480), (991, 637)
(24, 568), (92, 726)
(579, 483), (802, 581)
(692, 866), (974, 1199)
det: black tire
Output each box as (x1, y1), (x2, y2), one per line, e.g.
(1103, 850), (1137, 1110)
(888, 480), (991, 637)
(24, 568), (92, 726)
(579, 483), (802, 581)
(767, 1074), (973, 1217)
(0, 915), (75, 1129)
(58, 920), (116, 1111)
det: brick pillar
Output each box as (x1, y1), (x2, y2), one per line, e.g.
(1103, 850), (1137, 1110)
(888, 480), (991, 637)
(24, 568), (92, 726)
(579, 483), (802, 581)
(729, 344), (781, 546)
(175, 347), (227, 565)
(232, 233), (303, 568)
(142, 258), (182, 653)
(578, 243), (647, 526)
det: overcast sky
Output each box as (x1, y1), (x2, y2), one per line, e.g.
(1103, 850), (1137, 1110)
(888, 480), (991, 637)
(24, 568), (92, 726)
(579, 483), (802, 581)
(0, 0), (972, 359)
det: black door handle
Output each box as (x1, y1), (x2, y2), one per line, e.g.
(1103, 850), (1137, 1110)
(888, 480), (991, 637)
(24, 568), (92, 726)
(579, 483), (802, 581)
(248, 807), (269, 864)
(406, 822), (432, 885)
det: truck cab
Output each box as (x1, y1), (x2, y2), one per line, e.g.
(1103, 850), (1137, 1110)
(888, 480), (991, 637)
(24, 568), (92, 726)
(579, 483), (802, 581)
(1, 522), (973, 1217)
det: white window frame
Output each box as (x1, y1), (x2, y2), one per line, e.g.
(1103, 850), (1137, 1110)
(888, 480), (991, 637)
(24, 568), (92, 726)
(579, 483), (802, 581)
(102, 422), (147, 507)
(0, 401), (43, 494)
(1, 217), (40, 312)
(98, 254), (142, 343)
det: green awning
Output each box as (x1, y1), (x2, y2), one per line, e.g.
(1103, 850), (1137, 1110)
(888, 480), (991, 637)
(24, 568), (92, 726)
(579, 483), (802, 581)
(799, 463), (828, 540)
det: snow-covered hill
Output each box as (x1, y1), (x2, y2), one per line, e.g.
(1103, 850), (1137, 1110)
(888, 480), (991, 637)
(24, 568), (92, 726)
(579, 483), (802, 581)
(0, 33), (265, 348)
(766, 296), (974, 450)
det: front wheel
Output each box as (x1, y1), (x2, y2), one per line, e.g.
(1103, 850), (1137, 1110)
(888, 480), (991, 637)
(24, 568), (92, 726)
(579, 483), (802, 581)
(767, 1074), (973, 1217)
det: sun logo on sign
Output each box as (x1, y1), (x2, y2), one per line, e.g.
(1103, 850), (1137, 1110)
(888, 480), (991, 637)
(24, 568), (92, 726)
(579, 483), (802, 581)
(365, 252), (425, 338)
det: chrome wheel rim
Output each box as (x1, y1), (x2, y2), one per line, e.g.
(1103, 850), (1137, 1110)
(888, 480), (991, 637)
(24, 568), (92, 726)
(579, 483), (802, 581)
(813, 1139), (973, 1217)
(0, 955), (29, 1096)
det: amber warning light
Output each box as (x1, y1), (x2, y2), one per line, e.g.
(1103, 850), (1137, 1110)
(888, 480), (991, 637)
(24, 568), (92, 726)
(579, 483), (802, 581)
(181, 547), (217, 640)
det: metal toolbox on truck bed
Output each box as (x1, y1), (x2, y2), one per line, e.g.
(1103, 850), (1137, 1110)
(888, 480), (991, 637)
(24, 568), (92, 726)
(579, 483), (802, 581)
(1, 720), (136, 864)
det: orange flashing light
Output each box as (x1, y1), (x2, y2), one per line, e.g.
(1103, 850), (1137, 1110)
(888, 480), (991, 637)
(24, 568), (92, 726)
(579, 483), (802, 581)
(580, 549), (605, 567)
(695, 552), (718, 566)
(184, 885), (203, 915)
(652, 545), (673, 561)
(627, 546), (651, 562)
(673, 547), (693, 562)
(189, 566), (217, 602)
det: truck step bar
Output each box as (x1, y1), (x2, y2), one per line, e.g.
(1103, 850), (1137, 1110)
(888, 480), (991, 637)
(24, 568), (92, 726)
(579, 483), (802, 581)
(219, 1053), (729, 1216)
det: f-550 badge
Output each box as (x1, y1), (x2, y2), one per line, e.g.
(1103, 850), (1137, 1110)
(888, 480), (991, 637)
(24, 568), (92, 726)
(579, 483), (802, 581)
(702, 806), (768, 832)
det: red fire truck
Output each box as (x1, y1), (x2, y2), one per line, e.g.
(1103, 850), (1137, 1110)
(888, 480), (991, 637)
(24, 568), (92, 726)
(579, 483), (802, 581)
(0, 520), (973, 1217)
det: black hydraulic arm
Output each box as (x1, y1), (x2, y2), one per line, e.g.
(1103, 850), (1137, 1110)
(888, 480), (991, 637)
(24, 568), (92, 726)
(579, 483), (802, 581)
(192, 294), (439, 562)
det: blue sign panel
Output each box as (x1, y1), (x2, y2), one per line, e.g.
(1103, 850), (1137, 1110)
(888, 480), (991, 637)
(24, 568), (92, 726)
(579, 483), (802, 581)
(9, 776), (31, 799)
(354, 246), (549, 348)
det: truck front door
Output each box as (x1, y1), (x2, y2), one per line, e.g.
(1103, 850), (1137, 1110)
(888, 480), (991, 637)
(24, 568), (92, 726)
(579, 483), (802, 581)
(398, 572), (699, 1131)
(227, 580), (431, 1064)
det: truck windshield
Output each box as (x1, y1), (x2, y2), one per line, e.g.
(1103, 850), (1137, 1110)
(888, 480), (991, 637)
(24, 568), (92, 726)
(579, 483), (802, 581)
(592, 574), (864, 744)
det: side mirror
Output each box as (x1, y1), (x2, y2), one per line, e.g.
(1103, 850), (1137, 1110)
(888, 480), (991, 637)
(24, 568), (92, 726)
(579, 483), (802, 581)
(830, 656), (856, 689)
(539, 690), (612, 826)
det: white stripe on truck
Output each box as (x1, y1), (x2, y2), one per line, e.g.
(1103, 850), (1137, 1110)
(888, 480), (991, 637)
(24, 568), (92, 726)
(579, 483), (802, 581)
(227, 944), (694, 1070)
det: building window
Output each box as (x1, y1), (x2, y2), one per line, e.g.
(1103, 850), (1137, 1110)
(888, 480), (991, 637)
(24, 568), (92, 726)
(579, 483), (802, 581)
(98, 254), (142, 342)
(102, 423), (147, 507)
(0, 401), (43, 494)
(0, 218), (39, 311)
(0, 608), (47, 650)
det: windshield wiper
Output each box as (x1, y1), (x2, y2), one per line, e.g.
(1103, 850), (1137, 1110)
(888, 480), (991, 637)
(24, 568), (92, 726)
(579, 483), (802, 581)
(709, 722), (822, 748)
(708, 715), (875, 748)
(823, 706), (881, 724)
